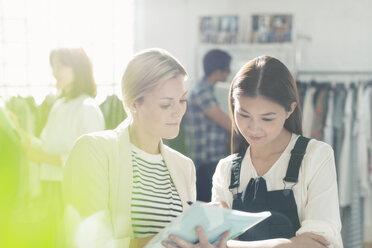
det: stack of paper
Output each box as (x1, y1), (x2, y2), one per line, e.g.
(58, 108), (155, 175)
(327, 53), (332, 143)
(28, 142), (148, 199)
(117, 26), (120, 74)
(145, 202), (271, 248)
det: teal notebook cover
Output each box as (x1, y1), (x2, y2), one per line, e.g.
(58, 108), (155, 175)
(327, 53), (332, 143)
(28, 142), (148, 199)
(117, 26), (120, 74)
(145, 202), (271, 248)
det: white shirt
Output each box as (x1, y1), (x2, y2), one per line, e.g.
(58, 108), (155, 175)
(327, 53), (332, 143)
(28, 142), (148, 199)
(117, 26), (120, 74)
(39, 94), (104, 181)
(212, 134), (343, 248)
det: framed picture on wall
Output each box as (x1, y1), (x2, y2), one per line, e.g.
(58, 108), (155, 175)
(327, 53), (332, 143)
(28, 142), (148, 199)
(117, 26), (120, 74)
(251, 14), (292, 43)
(199, 16), (238, 44)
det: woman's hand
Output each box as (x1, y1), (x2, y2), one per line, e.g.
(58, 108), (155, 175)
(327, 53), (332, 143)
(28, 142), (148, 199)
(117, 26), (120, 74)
(290, 232), (330, 248)
(7, 110), (31, 146)
(207, 201), (229, 209)
(162, 226), (230, 248)
(6, 110), (62, 166)
(130, 235), (155, 248)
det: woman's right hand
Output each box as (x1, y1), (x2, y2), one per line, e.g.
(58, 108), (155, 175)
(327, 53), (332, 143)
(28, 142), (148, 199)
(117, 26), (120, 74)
(162, 226), (230, 248)
(7, 109), (31, 147)
(290, 232), (330, 248)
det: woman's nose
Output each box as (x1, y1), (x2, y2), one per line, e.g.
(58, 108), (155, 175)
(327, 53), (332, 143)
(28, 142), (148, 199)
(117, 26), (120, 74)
(247, 119), (258, 131)
(172, 102), (186, 117)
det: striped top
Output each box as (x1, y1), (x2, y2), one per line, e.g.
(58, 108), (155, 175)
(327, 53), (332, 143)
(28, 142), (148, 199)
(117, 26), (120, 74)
(130, 144), (183, 238)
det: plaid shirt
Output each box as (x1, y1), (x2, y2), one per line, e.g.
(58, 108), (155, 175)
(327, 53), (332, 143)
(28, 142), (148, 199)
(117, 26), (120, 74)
(184, 77), (228, 164)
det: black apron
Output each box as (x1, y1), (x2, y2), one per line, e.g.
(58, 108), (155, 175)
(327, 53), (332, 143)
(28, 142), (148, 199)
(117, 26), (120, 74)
(229, 136), (310, 241)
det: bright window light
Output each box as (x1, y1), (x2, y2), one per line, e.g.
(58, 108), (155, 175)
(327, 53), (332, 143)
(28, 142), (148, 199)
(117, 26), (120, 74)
(0, 0), (133, 104)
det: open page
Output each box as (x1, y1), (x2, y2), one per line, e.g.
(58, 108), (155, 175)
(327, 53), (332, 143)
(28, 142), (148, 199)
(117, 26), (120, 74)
(145, 202), (271, 248)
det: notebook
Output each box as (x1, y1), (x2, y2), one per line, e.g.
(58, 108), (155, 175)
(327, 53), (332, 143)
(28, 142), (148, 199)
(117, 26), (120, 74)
(145, 201), (271, 248)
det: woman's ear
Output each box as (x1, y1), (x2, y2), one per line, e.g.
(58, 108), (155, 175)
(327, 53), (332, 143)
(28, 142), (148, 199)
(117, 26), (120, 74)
(130, 96), (144, 115)
(286, 102), (297, 119)
(129, 101), (137, 115)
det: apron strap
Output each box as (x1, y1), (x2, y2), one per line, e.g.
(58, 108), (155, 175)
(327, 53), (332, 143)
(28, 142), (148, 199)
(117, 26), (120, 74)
(228, 150), (247, 190)
(283, 136), (311, 183)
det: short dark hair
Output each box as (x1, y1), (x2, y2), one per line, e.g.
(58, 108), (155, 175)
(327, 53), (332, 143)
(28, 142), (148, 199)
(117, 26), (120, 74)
(203, 49), (231, 77)
(229, 55), (302, 153)
(50, 48), (97, 99)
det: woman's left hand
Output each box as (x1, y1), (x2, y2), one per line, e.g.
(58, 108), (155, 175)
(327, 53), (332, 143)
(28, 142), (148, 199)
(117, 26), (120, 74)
(207, 201), (229, 209)
(162, 226), (230, 248)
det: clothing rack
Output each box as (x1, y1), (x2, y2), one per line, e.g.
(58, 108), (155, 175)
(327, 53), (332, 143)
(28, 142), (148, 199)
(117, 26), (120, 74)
(295, 70), (372, 85)
(296, 70), (372, 76)
(0, 83), (120, 105)
(0, 83), (117, 87)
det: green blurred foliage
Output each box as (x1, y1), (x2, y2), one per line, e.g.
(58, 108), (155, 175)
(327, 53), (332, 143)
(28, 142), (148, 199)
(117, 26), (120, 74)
(1, 108), (64, 248)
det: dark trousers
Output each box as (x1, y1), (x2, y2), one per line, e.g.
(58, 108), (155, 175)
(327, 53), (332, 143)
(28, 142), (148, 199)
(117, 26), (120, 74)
(196, 161), (218, 202)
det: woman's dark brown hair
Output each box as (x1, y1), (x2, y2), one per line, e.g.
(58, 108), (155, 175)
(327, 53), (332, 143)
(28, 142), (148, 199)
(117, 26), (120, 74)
(50, 48), (97, 99)
(228, 55), (302, 154)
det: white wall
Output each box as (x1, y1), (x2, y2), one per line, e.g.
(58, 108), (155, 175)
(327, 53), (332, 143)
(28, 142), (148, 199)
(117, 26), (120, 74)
(134, 0), (372, 84)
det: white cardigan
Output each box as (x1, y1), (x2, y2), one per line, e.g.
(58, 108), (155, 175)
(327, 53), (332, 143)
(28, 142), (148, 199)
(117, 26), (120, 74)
(63, 119), (196, 248)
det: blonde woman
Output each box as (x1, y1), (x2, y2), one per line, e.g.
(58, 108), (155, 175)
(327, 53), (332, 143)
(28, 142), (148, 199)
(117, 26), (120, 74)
(63, 49), (197, 248)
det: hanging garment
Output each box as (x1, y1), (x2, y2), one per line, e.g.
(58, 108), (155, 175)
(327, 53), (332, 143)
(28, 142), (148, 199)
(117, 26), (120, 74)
(345, 87), (363, 248)
(356, 85), (370, 197)
(370, 83), (372, 174)
(364, 189), (372, 245)
(370, 84), (372, 181)
(99, 94), (127, 130)
(361, 86), (372, 244)
(338, 87), (354, 207)
(332, 85), (347, 172)
(302, 87), (316, 137)
(297, 82), (307, 110)
(323, 90), (334, 146)
(311, 88), (329, 141)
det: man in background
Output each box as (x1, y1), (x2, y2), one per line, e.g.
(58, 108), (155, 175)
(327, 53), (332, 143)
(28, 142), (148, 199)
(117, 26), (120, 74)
(184, 49), (232, 202)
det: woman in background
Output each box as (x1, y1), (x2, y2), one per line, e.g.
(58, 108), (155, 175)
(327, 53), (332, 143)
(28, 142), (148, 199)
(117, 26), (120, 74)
(33, 48), (105, 178)
(14, 47), (105, 247)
